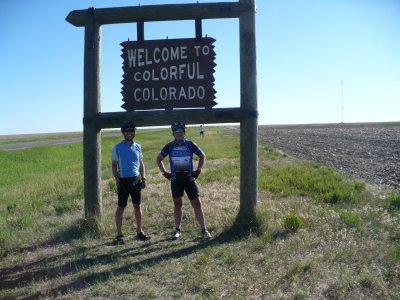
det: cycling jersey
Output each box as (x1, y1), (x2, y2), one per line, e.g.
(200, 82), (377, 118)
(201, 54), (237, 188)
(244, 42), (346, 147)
(159, 140), (203, 174)
(111, 141), (142, 178)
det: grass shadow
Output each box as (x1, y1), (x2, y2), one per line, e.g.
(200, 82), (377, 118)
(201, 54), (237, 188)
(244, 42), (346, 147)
(216, 210), (264, 242)
(2, 213), (265, 298)
(0, 218), (103, 290)
(12, 217), (101, 256)
(52, 217), (101, 241)
(7, 213), (259, 299)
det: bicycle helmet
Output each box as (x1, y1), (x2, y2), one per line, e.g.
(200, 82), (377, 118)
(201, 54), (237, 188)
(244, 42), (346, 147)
(171, 121), (186, 132)
(121, 122), (136, 132)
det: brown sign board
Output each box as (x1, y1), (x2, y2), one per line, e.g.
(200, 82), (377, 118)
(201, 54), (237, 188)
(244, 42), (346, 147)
(121, 37), (217, 111)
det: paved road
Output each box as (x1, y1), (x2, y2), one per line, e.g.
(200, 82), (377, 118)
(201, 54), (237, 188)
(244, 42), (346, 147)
(0, 134), (120, 151)
(0, 137), (85, 151)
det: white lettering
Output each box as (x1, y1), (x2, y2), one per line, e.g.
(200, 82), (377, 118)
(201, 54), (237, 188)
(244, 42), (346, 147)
(152, 88), (159, 101)
(170, 66), (178, 80)
(131, 62), (205, 81)
(187, 63), (195, 79)
(202, 45), (210, 56)
(198, 86), (205, 99)
(153, 48), (160, 63)
(188, 86), (196, 99)
(169, 87), (177, 100)
(194, 46), (201, 57)
(151, 69), (159, 81)
(143, 70), (151, 81)
(179, 64), (186, 79)
(131, 86), (206, 102)
(170, 47), (180, 60)
(128, 49), (137, 68)
(134, 88), (141, 101)
(160, 87), (168, 100)
(128, 44), (211, 69)
(178, 87), (186, 99)
(196, 62), (204, 79)
(180, 46), (187, 59)
(143, 88), (151, 101)
(137, 49), (145, 66)
(134, 72), (141, 82)
(145, 49), (152, 65)
(160, 68), (169, 80)
(194, 45), (209, 57)
(161, 48), (169, 62)
(129, 45), (195, 67)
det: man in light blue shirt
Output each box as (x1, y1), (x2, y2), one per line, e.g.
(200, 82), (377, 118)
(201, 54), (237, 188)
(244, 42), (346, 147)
(112, 122), (149, 243)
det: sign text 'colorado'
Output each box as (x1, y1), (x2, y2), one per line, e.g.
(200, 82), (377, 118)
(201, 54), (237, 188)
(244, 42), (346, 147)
(121, 38), (217, 111)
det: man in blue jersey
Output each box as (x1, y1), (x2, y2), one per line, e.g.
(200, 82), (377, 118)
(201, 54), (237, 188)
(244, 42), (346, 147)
(112, 122), (149, 244)
(156, 121), (212, 240)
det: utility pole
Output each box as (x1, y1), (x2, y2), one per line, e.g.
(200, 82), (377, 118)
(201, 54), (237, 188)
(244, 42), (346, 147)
(341, 80), (344, 123)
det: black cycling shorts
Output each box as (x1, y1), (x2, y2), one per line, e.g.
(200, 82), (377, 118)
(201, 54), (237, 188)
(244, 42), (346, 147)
(171, 173), (199, 200)
(117, 176), (141, 207)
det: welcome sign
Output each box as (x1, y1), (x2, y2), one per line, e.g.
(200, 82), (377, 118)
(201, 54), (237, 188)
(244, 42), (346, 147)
(121, 37), (217, 110)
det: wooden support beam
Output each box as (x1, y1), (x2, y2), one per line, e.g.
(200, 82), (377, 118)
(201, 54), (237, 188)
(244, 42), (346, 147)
(66, 2), (248, 27)
(83, 108), (257, 129)
(239, 0), (258, 219)
(195, 19), (202, 42)
(137, 21), (144, 43)
(83, 8), (102, 219)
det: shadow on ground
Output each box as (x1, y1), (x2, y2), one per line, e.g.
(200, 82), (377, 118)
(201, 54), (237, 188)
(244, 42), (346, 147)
(0, 214), (265, 298)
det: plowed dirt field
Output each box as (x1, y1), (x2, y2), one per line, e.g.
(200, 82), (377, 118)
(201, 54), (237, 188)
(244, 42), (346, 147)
(257, 123), (400, 190)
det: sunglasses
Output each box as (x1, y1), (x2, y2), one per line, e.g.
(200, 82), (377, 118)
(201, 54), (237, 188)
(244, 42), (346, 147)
(124, 129), (135, 133)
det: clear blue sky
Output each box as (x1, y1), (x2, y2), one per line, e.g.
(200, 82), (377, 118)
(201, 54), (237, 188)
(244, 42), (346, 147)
(1, 0), (399, 135)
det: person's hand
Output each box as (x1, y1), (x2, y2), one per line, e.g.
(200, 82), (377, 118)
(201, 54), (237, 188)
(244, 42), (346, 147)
(192, 168), (201, 179)
(140, 178), (146, 189)
(163, 172), (172, 180)
(116, 180), (122, 189)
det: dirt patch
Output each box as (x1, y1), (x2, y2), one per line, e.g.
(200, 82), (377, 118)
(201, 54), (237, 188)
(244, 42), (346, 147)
(228, 123), (400, 190)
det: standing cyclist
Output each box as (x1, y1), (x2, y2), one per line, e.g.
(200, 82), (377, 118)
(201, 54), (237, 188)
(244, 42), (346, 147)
(156, 121), (212, 240)
(112, 122), (150, 244)
(199, 124), (205, 138)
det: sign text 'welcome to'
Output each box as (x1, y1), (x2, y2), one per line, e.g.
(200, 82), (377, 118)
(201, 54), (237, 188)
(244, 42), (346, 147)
(121, 37), (217, 110)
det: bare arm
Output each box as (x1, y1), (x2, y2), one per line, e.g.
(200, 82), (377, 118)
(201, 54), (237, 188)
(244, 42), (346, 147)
(140, 158), (145, 179)
(156, 154), (167, 174)
(197, 153), (206, 170)
(112, 160), (119, 184)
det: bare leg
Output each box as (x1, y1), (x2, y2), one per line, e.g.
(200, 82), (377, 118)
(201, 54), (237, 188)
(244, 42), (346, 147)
(133, 203), (142, 233)
(190, 198), (206, 230)
(115, 206), (125, 236)
(173, 197), (183, 229)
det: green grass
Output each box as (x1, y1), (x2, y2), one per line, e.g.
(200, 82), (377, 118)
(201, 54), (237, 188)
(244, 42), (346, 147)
(385, 192), (400, 211)
(259, 158), (367, 204)
(282, 212), (303, 232)
(0, 126), (399, 299)
(381, 121), (400, 127)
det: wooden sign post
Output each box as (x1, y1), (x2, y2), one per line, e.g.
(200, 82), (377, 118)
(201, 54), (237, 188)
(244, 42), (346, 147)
(239, 1), (258, 220)
(83, 8), (102, 218)
(66, 0), (258, 222)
